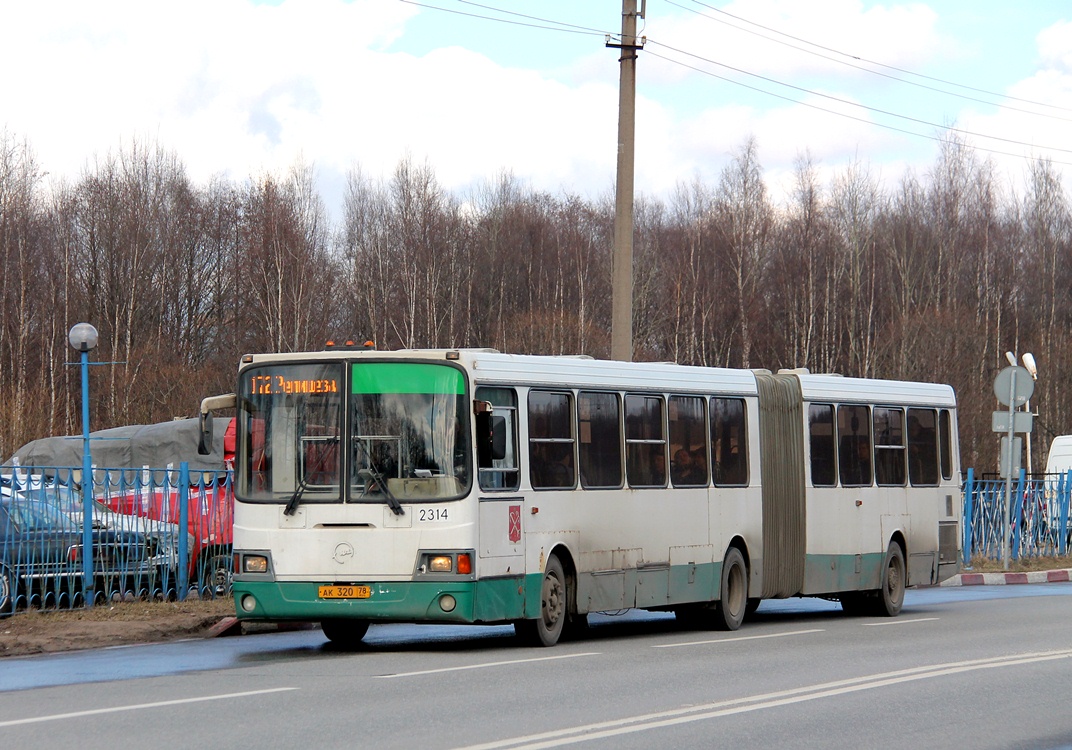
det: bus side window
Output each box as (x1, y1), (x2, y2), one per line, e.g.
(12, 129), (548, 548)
(578, 391), (623, 489)
(528, 391), (575, 490)
(625, 394), (666, 488)
(808, 403), (836, 487)
(712, 397), (748, 486)
(669, 395), (708, 487)
(873, 407), (906, 486)
(939, 409), (954, 480)
(838, 404), (872, 486)
(907, 408), (939, 486)
(476, 387), (520, 492)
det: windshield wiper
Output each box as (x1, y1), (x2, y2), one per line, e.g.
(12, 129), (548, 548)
(283, 474), (310, 517)
(357, 467), (404, 516)
(353, 439), (404, 516)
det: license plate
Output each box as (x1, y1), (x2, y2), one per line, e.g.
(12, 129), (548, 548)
(318, 584), (372, 599)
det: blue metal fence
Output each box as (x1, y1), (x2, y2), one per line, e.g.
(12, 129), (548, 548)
(963, 468), (1072, 564)
(3, 460), (1068, 616)
(1, 462), (234, 616)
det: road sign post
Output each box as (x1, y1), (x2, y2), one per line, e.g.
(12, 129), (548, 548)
(993, 365), (1034, 571)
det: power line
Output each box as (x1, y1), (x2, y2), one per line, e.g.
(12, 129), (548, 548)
(647, 38), (1072, 156)
(675, 0), (1072, 116)
(400, 0), (1070, 165)
(398, 0), (608, 38)
(644, 48), (1072, 168)
(454, 0), (610, 36)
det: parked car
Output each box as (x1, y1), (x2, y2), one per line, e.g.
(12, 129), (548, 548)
(8, 417), (236, 598)
(0, 494), (166, 614)
(98, 477), (233, 596)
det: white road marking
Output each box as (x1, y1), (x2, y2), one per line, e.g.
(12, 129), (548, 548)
(0, 687), (297, 728)
(374, 652), (601, 679)
(455, 649), (1072, 750)
(863, 617), (940, 627)
(653, 628), (824, 648)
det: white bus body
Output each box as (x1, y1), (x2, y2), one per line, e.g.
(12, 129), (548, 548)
(225, 350), (962, 646)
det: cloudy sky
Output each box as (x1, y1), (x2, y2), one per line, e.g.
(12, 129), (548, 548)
(2, 0), (1069, 214)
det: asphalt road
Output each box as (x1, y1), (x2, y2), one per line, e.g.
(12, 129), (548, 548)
(1, 584), (1071, 749)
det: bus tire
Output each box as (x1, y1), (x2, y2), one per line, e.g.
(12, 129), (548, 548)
(321, 618), (370, 648)
(516, 554), (567, 647)
(874, 542), (905, 617)
(714, 547), (747, 631)
(0, 564), (13, 615)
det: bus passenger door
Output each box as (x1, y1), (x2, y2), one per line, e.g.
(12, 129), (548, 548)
(475, 388), (526, 601)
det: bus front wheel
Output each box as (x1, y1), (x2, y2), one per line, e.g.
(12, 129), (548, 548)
(516, 554), (567, 647)
(321, 619), (370, 648)
(714, 548), (747, 631)
(875, 543), (905, 617)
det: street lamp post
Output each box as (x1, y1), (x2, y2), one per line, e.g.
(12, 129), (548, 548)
(1022, 353), (1038, 474)
(68, 323), (98, 607)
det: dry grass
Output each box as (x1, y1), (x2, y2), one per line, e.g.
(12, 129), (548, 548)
(0, 596), (235, 657)
(966, 554), (1072, 573)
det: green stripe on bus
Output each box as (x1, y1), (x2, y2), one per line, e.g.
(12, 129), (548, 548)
(351, 363), (465, 395)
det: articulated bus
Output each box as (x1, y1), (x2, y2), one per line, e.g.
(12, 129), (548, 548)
(200, 348), (962, 647)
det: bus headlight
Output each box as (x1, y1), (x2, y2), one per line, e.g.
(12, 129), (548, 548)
(439, 594), (457, 612)
(243, 554), (269, 573)
(429, 555), (453, 573)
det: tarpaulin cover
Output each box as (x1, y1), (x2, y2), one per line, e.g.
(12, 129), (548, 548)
(8, 418), (233, 473)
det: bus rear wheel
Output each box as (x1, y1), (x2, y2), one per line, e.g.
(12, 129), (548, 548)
(714, 548), (747, 631)
(516, 554), (567, 647)
(321, 619), (370, 648)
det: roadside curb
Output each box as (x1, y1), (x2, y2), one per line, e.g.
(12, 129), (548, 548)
(940, 569), (1072, 586)
(207, 617), (317, 637)
(206, 616), (242, 637)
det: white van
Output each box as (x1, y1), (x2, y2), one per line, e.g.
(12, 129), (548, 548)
(1045, 435), (1072, 476)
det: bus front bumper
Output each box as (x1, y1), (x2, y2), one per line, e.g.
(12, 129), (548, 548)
(232, 577), (528, 624)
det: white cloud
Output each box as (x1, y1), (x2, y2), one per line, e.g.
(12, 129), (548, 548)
(0, 0), (1067, 216)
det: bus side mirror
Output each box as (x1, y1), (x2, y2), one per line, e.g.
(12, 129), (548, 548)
(197, 393), (236, 456)
(476, 412), (508, 467)
(198, 413), (214, 456)
(490, 416), (507, 461)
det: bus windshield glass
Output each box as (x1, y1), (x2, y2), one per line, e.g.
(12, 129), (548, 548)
(237, 362), (344, 502)
(351, 362), (470, 502)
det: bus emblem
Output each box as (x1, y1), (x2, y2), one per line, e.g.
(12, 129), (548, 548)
(508, 505), (521, 543)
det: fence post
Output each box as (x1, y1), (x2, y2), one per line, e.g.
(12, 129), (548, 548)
(963, 468), (974, 567)
(1062, 470), (1071, 557)
(1011, 468), (1026, 560)
(178, 462), (190, 599)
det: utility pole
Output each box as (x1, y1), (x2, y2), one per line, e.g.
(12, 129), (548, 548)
(608, 0), (644, 361)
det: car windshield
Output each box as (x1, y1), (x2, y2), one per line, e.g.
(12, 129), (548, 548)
(3, 499), (78, 532)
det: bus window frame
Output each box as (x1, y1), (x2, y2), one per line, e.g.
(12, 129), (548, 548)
(528, 390), (577, 491)
(624, 393), (668, 488)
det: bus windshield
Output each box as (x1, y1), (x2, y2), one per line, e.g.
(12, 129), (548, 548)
(351, 363), (469, 501)
(238, 362), (344, 502)
(235, 360), (470, 506)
